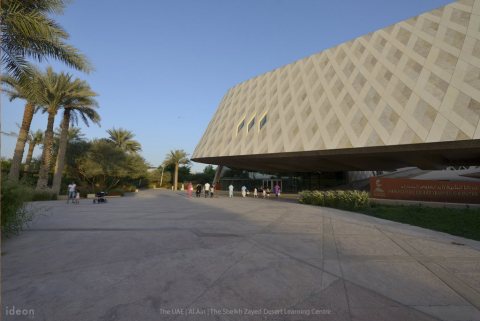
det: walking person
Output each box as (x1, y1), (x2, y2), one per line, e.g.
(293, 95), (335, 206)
(241, 185), (247, 198)
(67, 181), (76, 204)
(75, 189), (80, 204)
(228, 184), (234, 197)
(204, 182), (210, 198)
(187, 182), (193, 198)
(253, 187), (258, 198)
(196, 184), (202, 197)
(262, 187), (266, 199)
(210, 184), (215, 198)
(274, 183), (281, 198)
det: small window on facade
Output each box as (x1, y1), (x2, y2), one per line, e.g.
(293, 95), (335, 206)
(237, 119), (245, 133)
(248, 117), (255, 132)
(259, 114), (267, 129)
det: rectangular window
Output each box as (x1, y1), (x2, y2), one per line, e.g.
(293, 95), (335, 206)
(248, 117), (255, 132)
(237, 119), (245, 133)
(259, 114), (267, 129)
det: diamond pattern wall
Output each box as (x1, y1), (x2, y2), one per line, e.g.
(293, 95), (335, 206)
(193, 0), (480, 160)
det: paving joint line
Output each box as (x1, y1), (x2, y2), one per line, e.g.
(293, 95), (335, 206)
(376, 227), (480, 312)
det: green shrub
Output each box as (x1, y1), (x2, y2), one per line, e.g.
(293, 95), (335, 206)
(31, 191), (58, 201)
(299, 190), (370, 210)
(122, 185), (137, 193)
(106, 188), (124, 196)
(1, 180), (34, 237)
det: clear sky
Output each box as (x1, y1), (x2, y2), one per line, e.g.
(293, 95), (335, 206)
(1, 0), (451, 172)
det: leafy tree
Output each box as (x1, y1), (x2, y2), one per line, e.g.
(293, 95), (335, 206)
(24, 129), (43, 172)
(178, 166), (192, 184)
(52, 127), (86, 157)
(124, 154), (149, 183)
(187, 165), (217, 185)
(164, 164), (191, 186)
(77, 140), (127, 192)
(63, 139), (91, 183)
(2, 71), (42, 181)
(77, 140), (148, 192)
(51, 80), (100, 194)
(163, 150), (189, 190)
(203, 165), (216, 181)
(106, 128), (141, 154)
(1, 158), (12, 172)
(1, 0), (91, 78)
(147, 167), (172, 188)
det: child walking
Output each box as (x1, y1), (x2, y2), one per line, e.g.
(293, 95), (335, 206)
(75, 190), (80, 204)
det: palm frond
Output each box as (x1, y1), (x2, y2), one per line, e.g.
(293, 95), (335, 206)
(1, 0), (91, 78)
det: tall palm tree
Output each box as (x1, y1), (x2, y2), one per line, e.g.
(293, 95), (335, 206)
(164, 150), (190, 191)
(65, 127), (86, 143)
(106, 128), (141, 154)
(35, 67), (80, 190)
(52, 126), (85, 158)
(51, 82), (100, 194)
(2, 71), (42, 181)
(1, 0), (91, 78)
(24, 129), (43, 172)
(53, 126), (85, 147)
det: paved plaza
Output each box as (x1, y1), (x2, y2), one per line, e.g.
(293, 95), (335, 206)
(2, 189), (480, 321)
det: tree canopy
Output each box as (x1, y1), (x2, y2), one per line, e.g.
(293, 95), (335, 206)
(77, 140), (148, 192)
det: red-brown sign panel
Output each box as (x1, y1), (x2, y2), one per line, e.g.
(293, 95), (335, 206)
(370, 177), (480, 204)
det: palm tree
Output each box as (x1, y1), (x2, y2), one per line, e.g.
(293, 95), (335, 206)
(164, 150), (190, 191)
(106, 128), (141, 154)
(2, 71), (42, 181)
(1, 0), (91, 78)
(53, 126), (86, 146)
(52, 126), (85, 157)
(34, 67), (82, 190)
(24, 129), (43, 172)
(51, 82), (100, 194)
(65, 127), (86, 143)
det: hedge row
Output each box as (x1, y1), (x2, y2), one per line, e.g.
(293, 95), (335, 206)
(299, 190), (370, 210)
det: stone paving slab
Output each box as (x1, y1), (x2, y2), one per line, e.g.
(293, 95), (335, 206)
(2, 189), (480, 321)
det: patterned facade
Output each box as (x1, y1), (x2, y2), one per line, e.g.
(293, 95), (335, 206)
(193, 1), (480, 169)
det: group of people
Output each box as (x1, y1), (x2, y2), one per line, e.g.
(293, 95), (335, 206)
(183, 182), (282, 199)
(229, 183), (281, 198)
(67, 181), (81, 204)
(186, 182), (215, 198)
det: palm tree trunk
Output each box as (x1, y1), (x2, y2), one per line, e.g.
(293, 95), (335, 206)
(174, 163), (179, 190)
(24, 142), (36, 172)
(36, 110), (56, 190)
(51, 109), (70, 194)
(8, 102), (35, 182)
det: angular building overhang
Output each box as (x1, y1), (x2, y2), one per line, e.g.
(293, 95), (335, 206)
(193, 140), (480, 172)
(193, 1), (480, 172)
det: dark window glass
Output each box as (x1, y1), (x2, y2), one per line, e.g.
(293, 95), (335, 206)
(260, 115), (267, 129)
(248, 118), (255, 132)
(237, 120), (245, 133)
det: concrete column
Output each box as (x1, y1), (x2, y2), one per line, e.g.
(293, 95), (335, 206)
(213, 165), (224, 186)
